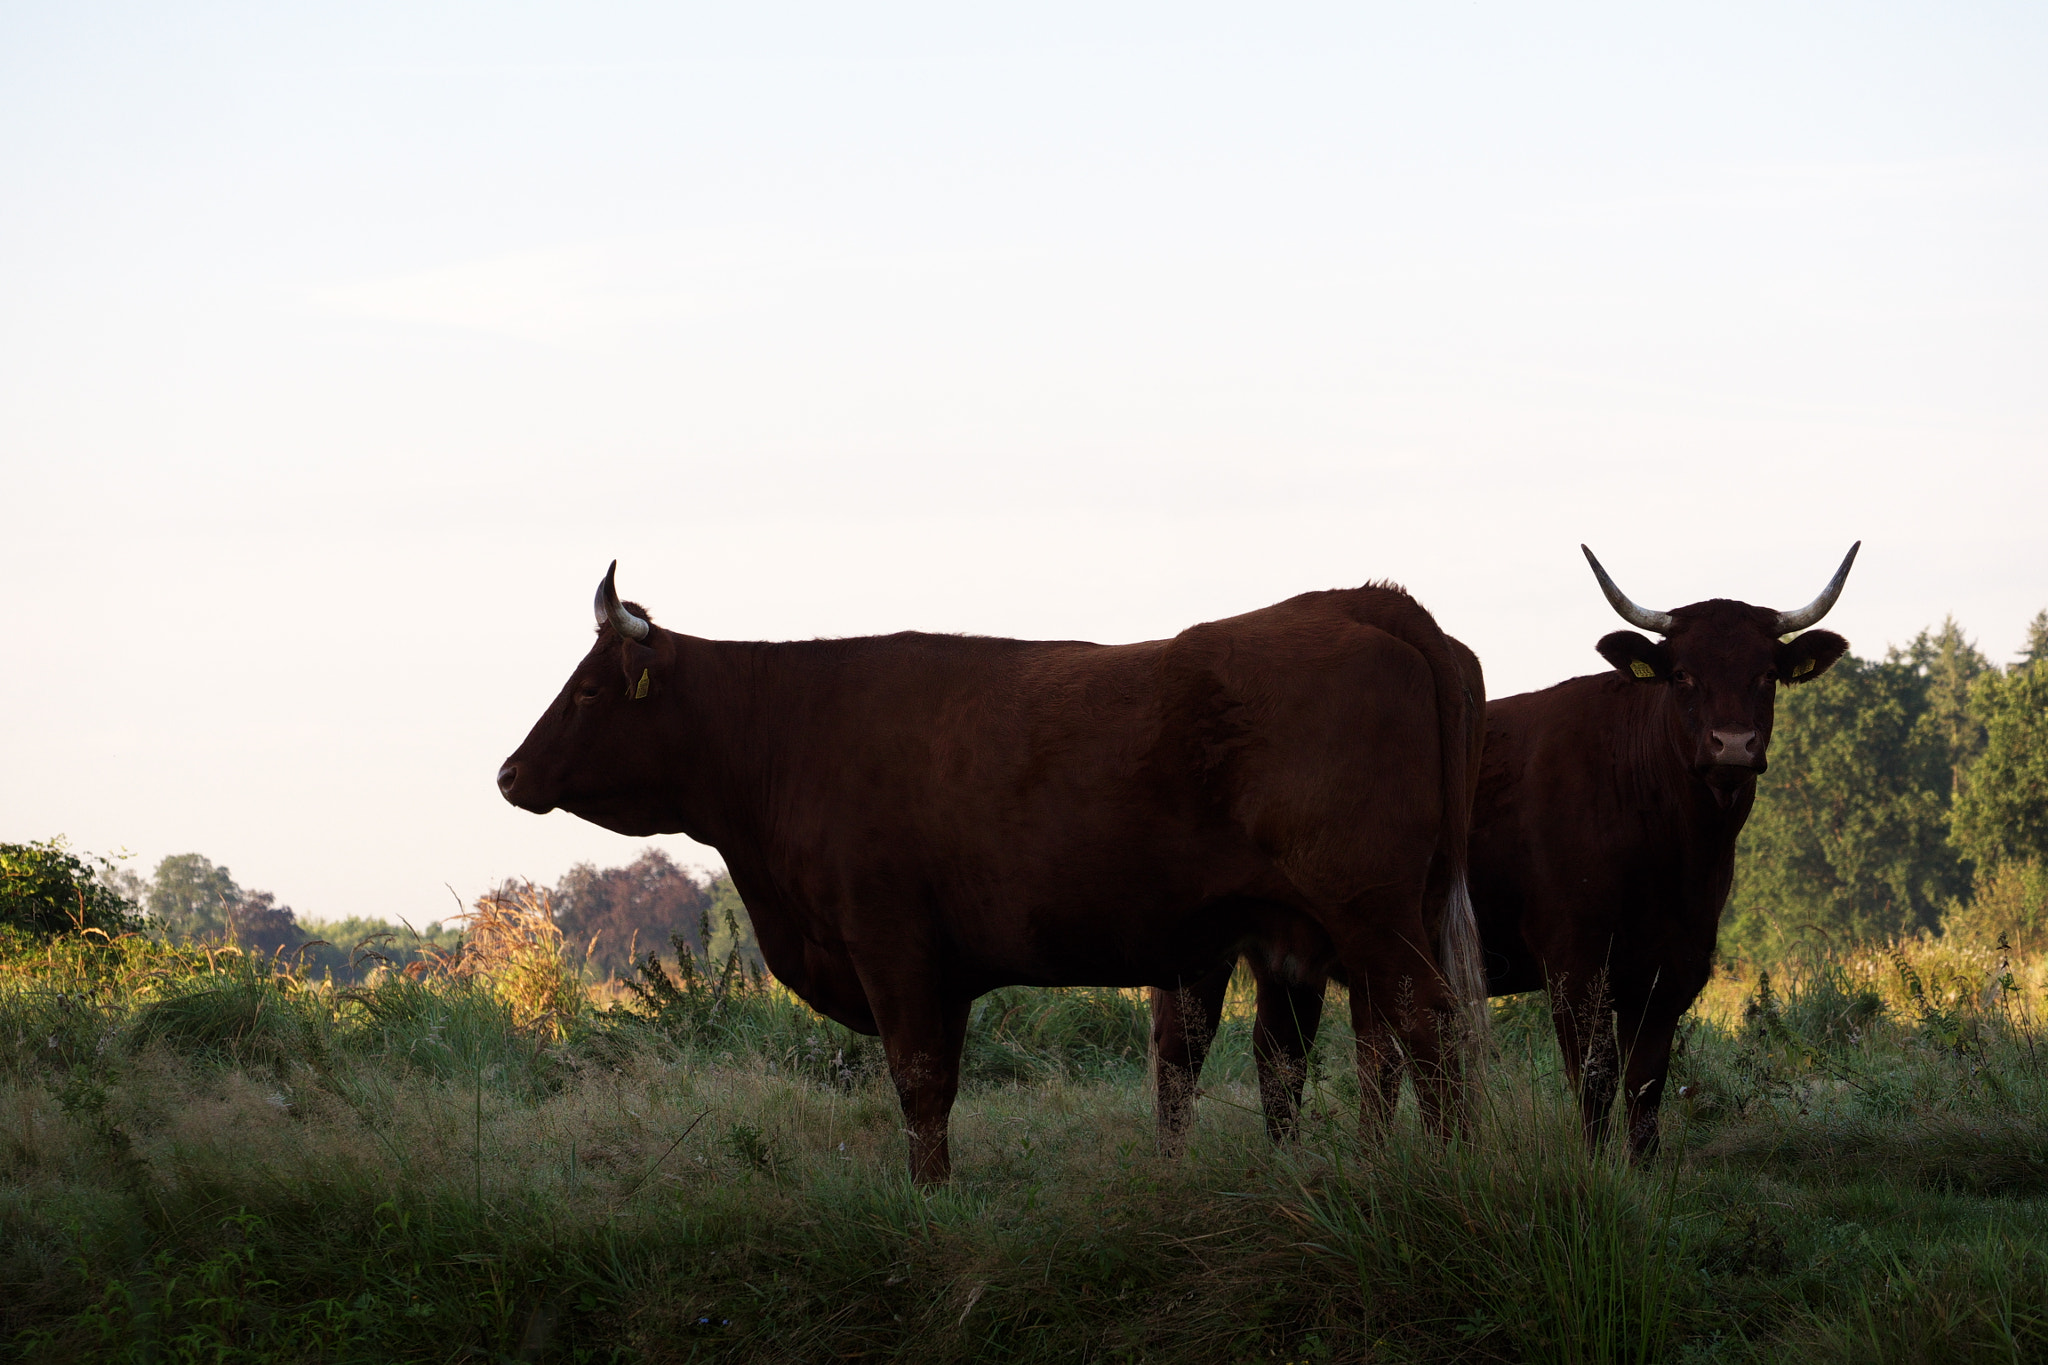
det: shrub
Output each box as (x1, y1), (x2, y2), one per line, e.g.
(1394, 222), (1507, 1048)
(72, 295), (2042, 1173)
(0, 840), (142, 937)
(1946, 859), (2048, 952)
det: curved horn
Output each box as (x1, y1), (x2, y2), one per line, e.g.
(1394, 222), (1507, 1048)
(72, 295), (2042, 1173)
(593, 560), (650, 641)
(1581, 545), (1676, 634)
(1772, 541), (1861, 634)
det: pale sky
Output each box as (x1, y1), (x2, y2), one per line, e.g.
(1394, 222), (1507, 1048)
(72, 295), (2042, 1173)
(4, 3), (2044, 927)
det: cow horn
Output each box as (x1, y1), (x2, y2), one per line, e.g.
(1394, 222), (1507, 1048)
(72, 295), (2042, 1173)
(594, 560), (650, 641)
(1581, 545), (1676, 635)
(1772, 541), (1861, 634)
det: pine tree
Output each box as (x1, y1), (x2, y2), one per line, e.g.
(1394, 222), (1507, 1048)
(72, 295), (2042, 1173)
(2019, 609), (2048, 668)
(1904, 617), (1990, 801)
(1951, 661), (2048, 869)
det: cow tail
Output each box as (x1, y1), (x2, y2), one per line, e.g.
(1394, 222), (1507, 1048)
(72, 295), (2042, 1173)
(1439, 866), (1489, 1056)
(1429, 635), (1491, 1073)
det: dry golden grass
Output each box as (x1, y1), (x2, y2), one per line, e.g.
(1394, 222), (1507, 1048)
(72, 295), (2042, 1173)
(1698, 931), (2048, 1033)
(419, 882), (586, 1039)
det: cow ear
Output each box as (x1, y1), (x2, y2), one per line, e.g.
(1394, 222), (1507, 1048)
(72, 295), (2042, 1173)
(1777, 629), (1847, 685)
(622, 638), (658, 700)
(1596, 631), (1671, 682)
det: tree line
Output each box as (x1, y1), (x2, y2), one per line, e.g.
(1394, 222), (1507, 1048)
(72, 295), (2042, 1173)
(0, 840), (756, 983)
(1724, 608), (2048, 958)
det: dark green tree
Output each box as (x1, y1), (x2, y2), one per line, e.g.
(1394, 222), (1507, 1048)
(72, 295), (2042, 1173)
(2019, 609), (2048, 668)
(1724, 651), (1965, 958)
(1905, 617), (1991, 800)
(1944, 637), (2048, 947)
(1951, 658), (2048, 870)
(0, 838), (144, 935)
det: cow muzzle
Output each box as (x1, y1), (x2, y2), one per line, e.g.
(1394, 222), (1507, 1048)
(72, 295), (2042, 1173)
(1706, 729), (1761, 768)
(496, 761), (555, 813)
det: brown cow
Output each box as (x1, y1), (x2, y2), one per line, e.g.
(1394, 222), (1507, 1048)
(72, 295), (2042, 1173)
(1148, 635), (1487, 1157)
(498, 565), (1487, 1181)
(1152, 543), (1856, 1159)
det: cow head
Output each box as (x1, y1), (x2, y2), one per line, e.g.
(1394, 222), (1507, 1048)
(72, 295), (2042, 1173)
(1582, 543), (1856, 802)
(495, 562), (684, 836)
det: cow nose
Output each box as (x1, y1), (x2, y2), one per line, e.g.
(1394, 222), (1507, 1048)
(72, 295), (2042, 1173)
(1709, 729), (1759, 765)
(497, 763), (519, 795)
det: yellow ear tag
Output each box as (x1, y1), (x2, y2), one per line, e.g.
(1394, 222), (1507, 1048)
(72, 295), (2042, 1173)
(1629, 659), (1656, 679)
(634, 668), (650, 700)
(1793, 657), (1815, 678)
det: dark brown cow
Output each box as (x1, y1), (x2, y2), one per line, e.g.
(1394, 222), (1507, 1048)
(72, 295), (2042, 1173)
(498, 566), (1487, 1181)
(1153, 543), (1856, 1159)
(1147, 635), (1487, 1157)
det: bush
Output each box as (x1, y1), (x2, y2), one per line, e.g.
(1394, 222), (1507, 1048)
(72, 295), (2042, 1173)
(0, 840), (142, 937)
(1945, 859), (2048, 952)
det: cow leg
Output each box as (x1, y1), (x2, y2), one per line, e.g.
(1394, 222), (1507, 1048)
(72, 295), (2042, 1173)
(867, 991), (972, 1184)
(1149, 968), (1231, 1158)
(1343, 926), (1463, 1142)
(1617, 1003), (1684, 1161)
(1548, 973), (1621, 1151)
(1252, 972), (1325, 1142)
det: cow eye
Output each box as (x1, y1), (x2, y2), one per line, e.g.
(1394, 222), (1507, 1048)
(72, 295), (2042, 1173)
(1670, 668), (1691, 685)
(575, 681), (603, 704)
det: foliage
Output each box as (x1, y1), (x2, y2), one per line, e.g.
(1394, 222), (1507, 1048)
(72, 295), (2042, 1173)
(702, 872), (763, 968)
(0, 839), (143, 937)
(524, 848), (762, 981)
(619, 912), (758, 1044)
(140, 851), (313, 957)
(963, 983), (1152, 1084)
(2022, 609), (2048, 668)
(1946, 859), (2048, 952)
(550, 847), (714, 978)
(1905, 617), (1992, 797)
(1297, 1115), (1694, 1364)
(143, 852), (243, 942)
(1725, 652), (1963, 957)
(1724, 608), (2048, 960)
(127, 955), (334, 1072)
(1951, 656), (2048, 870)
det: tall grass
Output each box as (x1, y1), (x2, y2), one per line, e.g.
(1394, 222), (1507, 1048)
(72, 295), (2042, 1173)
(3, 924), (2047, 1361)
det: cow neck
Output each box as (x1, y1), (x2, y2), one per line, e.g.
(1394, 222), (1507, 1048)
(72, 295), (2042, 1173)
(648, 632), (763, 850)
(663, 633), (826, 853)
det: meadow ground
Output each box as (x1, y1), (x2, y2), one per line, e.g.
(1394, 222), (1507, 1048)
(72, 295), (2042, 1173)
(2, 921), (2046, 1363)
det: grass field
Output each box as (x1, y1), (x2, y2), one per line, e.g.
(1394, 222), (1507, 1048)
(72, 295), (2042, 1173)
(3, 918), (2046, 1363)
